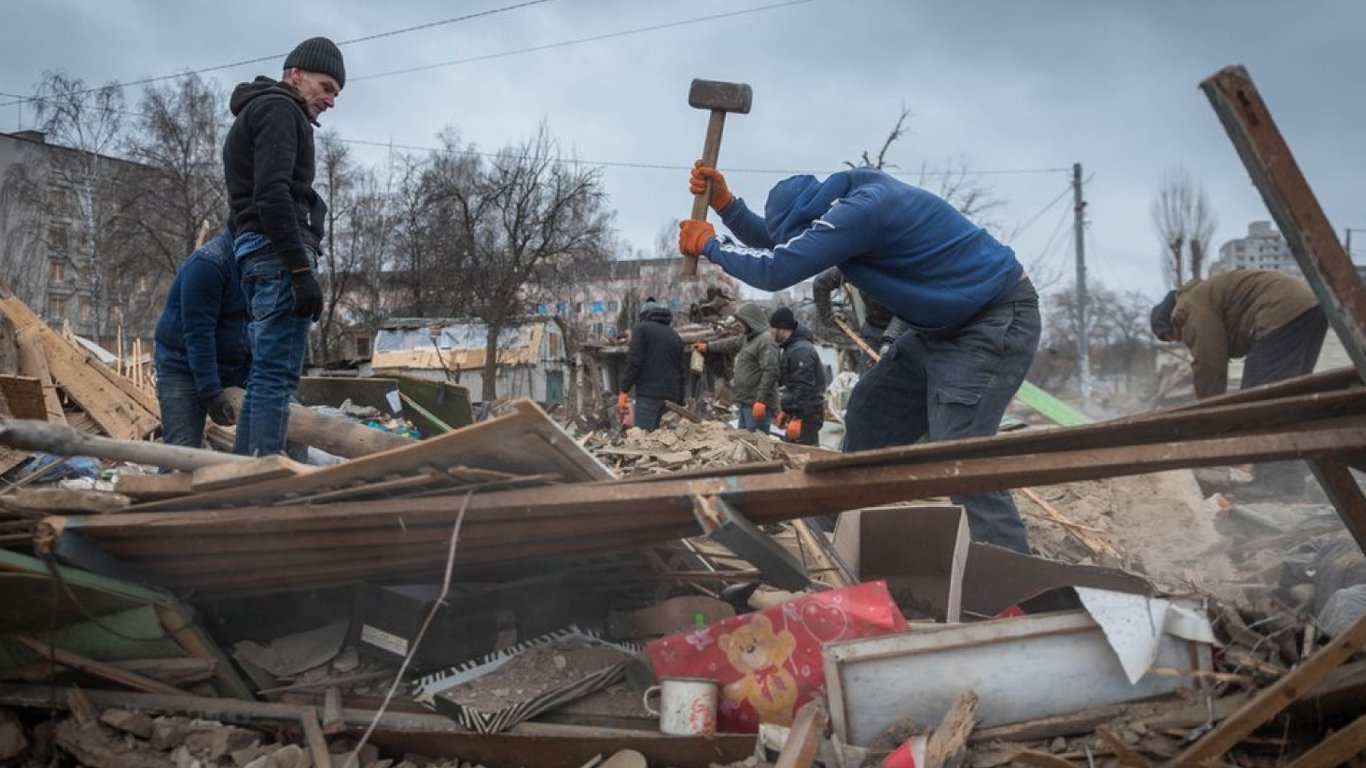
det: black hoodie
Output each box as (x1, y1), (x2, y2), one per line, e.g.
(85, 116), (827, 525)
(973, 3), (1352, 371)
(222, 77), (326, 264)
(778, 325), (825, 420)
(620, 305), (685, 402)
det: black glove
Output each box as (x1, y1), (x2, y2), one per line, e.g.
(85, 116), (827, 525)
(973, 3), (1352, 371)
(205, 392), (236, 426)
(289, 269), (323, 321)
(281, 246), (323, 322)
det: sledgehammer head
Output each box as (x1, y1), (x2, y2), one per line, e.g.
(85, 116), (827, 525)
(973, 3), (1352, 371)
(688, 79), (753, 114)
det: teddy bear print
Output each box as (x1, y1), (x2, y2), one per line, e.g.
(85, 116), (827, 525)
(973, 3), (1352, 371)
(718, 614), (799, 725)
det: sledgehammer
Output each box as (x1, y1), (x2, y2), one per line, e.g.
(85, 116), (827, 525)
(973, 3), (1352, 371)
(683, 78), (752, 276)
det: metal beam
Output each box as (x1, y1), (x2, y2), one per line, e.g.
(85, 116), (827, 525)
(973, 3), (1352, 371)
(1200, 66), (1366, 376)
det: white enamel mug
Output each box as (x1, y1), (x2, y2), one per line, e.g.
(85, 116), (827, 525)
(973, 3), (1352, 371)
(642, 677), (718, 735)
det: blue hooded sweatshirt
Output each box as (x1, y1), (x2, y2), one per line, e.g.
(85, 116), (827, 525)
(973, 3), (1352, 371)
(704, 167), (1021, 338)
(153, 231), (251, 401)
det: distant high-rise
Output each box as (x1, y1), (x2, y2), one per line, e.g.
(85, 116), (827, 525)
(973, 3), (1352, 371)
(1212, 221), (1300, 276)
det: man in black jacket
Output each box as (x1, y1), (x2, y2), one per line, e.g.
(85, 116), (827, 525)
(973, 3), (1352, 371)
(619, 298), (685, 431)
(769, 307), (825, 445)
(223, 37), (343, 456)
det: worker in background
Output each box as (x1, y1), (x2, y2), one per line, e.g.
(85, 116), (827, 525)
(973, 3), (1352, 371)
(768, 306), (826, 445)
(692, 302), (779, 433)
(153, 230), (251, 448)
(679, 161), (1039, 552)
(619, 297), (686, 431)
(223, 37), (344, 456)
(812, 266), (910, 366)
(1150, 268), (1327, 496)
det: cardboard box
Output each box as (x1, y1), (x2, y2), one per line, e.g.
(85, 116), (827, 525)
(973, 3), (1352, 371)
(833, 504), (969, 623)
(350, 583), (498, 673)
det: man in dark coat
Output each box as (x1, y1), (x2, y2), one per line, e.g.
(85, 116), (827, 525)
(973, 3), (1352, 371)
(619, 298), (685, 431)
(153, 230), (250, 448)
(223, 36), (344, 456)
(768, 306), (825, 445)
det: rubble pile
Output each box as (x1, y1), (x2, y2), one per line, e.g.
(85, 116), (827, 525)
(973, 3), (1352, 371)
(581, 411), (801, 475)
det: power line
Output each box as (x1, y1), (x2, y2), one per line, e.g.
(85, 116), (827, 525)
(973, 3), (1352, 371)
(1012, 183), (1074, 237)
(0, 0), (557, 110)
(353, 0), (820, 82)
(333, 136), (1069, 177)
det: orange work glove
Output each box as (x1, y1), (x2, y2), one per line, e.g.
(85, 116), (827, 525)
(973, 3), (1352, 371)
(692, 341), (709, 354)
(617, 391), (630, 413)
(690, 160), (735, 213)
(751, 401), (766, 421)
(775, 410), (789, 428)
(786, 418), (803, 442)
(678, 219), (716, 257)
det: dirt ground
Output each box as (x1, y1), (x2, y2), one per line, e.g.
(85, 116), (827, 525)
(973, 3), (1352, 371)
(1019, 469), (1241, 602)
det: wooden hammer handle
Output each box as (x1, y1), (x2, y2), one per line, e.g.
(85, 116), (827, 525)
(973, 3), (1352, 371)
(684, 109), (728, 276)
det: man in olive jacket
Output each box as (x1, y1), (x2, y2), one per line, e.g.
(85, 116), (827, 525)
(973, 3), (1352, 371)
(1150, 269), (1326, 399)
(693, 303), (780, 432)
(1151, 268), (1326, 496)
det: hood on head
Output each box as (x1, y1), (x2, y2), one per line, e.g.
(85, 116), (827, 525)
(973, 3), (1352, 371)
(230, 76), (305, 116)
(1150, 290), (1177, 339)
(734, 303), (768, 333)
(641, 303), (673, 325)
(764, 172), (853, 244)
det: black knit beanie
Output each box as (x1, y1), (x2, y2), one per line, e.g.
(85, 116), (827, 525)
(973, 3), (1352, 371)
(1150, 290), (1177, 339)
(285, 37), (346, 90)
(768, 306), (798, 330)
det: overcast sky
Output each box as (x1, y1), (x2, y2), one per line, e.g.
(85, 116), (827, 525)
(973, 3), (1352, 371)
(3, 0), (1364, 307)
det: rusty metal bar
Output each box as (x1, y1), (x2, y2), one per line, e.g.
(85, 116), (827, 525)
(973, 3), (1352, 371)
(1200, 66), (1366, 376)
(1201, 65), (1366, 553)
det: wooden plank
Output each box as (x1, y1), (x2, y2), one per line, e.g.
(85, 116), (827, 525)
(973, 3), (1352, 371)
(924, 691), (978, 768)
(13, 326), (66, 424)
(1166, 613), (1366, 767)
(114, 472), (195, 502)
(191, 454), (309, 492)
(51, 413), (1366, 596)
(299, 706), (334, 768)
(135, 400), (613, 511)
(773, 701), (827, 768)
(0, 374), (47, 420)
(14, 635), (186, 695)
(5, 488), (131, 514)
(1282, 712), (1366, 768)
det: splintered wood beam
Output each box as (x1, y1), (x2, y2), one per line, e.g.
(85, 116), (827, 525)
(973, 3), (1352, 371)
(1282, 713), (1366, 768)
(0, 419), (246, 471)
(1166, 613), (1366, 768)
(1201, 67), (1366, 376)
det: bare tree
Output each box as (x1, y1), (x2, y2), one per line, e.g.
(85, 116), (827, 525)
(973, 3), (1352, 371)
(123, 73), (228, 275)
(1151, 166), (1217, 288)
(451, 123), (614, 401)
(30, 71), (137, 342)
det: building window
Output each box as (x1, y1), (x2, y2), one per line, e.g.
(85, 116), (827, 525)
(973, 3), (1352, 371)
(49, 296), (65, 317)
(80, 300), (94, 323)
(355, 335), (371, 358)
(536, 303), (548, 315)
(50, 260), (66, 282)
(574, 302), (583, 313)
(549, 332), (561, 358)
(592, 322), (603, 336)
(607, 299), (619, 312)
(135, 274), (151, 293)
(49, 224), (69, 254)
(590, 300), (604, 314)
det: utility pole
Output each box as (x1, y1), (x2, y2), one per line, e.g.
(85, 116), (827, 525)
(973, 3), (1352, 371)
(1072, 162), (1090, 401)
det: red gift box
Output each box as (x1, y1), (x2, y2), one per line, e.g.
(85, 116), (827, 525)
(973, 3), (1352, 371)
(646, 581), (908, 733)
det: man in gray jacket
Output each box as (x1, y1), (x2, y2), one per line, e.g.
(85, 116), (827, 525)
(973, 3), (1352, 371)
(693, 303), (779, 432)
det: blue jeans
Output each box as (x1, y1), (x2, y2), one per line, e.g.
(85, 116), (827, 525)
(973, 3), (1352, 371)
(736, 402), (773, 433)
(634, 396), (666, 432)
(842, 278), (1041, 553)
(233, 251), (312, 456)
(156, 366), (207, 449)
